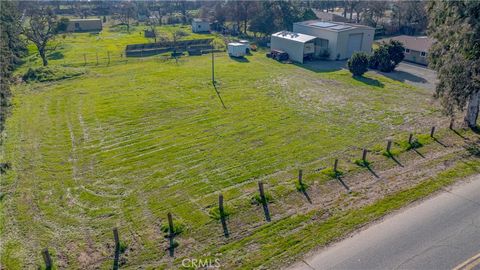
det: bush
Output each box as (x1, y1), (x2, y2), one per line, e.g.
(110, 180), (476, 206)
(387, 40), (405, 65)
(295, 181), (309, 192)
(251, 193), (273, 205)
(209, 206), (231, 220)
(22, 66), (85, 83)
(160, 220), (186, 236)
(369, 41), (405, 72)
(347, 52), (369, 76)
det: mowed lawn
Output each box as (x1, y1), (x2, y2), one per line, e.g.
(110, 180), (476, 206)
(1, 27), (442, 269)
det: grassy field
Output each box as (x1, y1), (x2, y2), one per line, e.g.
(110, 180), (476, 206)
(1, 24), (464, 269)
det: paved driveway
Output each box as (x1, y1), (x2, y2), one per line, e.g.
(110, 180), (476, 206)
(289, 175), (480, 270)
(376, 62), (438, 91)
(301, 60), (437, 91)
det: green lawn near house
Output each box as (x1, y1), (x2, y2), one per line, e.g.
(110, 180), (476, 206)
(1, 27), (451, 269)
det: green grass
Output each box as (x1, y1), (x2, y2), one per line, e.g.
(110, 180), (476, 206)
(0, 26), (454, 269)
(191, 158), (480, 269)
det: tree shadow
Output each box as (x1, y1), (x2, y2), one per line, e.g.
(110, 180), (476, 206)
(213, 83), (227, 109)
(48, 51), (64, 60)
(229, 56), (249, 63)
(353, 76), (385, 88)
(294, 60), (345, 73)
(380, 70), (428, 84)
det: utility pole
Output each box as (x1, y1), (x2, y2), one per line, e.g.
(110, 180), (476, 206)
(211, 44), (215, 85)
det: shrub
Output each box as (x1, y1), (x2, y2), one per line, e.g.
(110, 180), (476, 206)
(354, 159), (370, 167)
(251, 193), (273, 205)
(347, 52), (369, 76)
(160, 220), (186, 236)
(321, 167), (343, 178)
(209, 206), (231, 220)
(369, 41), (405, 72)
(295, 181), (309, 192)
(387, 40), (405, 65)
(22, 66), (85, 83)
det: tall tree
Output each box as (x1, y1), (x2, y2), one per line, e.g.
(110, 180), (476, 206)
(427, 1), (480, 128)
(1, 1), (26, 132)
(23, 5), (64, 67)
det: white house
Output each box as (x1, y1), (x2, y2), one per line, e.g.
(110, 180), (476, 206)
(293, 20), (374, 60)
(270, 31), (317, 63)
(192, 19), (210, 33)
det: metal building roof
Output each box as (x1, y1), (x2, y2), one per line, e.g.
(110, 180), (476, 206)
(272, 31), (317, 43)
(294, 20), (374, 32)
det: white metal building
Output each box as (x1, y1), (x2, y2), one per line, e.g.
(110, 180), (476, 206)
(270, 31), (317, 63)
(227, 42), (249, 57)
(192, 19), (210, 33)
(293, 20), (374, 60)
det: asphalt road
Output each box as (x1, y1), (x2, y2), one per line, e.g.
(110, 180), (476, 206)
(289, 175), (480, 270)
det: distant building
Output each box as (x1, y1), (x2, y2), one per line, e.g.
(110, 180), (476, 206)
(378, 35), (435, 66)
(270, 31), (317, 63)
(192, 19), (210, 33)
(66, 19), (102, 32)
(312, 10), (349, 23)
(293, 20), (375, 60)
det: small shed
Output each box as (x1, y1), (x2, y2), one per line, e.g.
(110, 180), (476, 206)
(270, 31), (317, 63)
(228, 42), (248, 57)
(66, 19), (102, 32)
(192, 19), (210, 33)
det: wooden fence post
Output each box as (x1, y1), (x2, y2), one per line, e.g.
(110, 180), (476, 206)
(219, 193), (229, 237)
(167, 212), (174, 237)
(42, 248), (52, 270)
(387, 140), (392, 153)
(362, 148), (367, 161)
(258, 181), (271, 222)
(430, 126), (436, 137)
(333, 159), (338, 172)
(298, 169), (303, 186)
(408, 133), (413, 145)
(449, 119), (454, 130)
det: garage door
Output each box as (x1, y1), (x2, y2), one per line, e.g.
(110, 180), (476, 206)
(347, 33), (363, 57)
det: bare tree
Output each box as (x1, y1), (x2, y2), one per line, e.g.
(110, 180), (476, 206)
(22, 6), (65, 66)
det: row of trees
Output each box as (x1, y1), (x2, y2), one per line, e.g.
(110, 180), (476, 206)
(0, 1), (26, 133)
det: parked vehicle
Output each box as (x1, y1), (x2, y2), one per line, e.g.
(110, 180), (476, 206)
(269, 49), (289, 61)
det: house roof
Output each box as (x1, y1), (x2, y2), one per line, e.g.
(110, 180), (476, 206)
(379, 35), (435, 52)
(193, 18), (209, 23)
(272, 31), (317, 43)
(228, 42), (248, 47)
(294, 20), (374, 32)
(69, 19), (102, 22)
